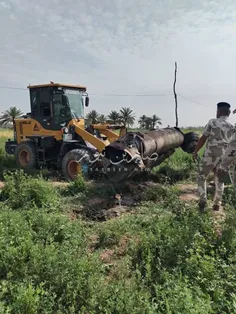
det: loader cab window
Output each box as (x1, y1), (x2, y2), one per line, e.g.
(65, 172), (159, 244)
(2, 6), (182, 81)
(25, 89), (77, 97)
(39, 90), (51, 118)
(30, 88), (52, 119)
(64, 88), (84, 119)
(30, 91), (38, 116)
(53, 93), (71, 123)
(52, 88), (84, 124)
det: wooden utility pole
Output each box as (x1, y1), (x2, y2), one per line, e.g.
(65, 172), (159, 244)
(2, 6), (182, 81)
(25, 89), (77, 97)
(173, 62), (178, 127)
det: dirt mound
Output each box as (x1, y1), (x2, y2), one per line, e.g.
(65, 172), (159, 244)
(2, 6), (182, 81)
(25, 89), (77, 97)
(80, 195), (137, 221)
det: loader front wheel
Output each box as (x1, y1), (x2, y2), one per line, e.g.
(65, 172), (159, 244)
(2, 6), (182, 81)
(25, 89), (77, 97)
(62, 149), (92, 181)
(15, 142), (37, 171)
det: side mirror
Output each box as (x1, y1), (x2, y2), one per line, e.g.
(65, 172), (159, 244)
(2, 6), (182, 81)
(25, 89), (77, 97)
(85, 96), (89, 107)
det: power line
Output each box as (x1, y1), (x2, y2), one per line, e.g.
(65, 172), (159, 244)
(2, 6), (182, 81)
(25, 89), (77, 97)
(0, 84), (209, 108)
(178, 93), (210, 108)
(0, 85), (27, 90)
(89, 93), (169, 96)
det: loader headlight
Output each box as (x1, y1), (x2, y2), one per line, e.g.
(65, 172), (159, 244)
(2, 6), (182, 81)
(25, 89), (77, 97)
(61, 127), (69, 134)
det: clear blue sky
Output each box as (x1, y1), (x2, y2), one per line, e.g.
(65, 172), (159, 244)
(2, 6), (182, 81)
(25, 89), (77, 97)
(1, 0), (236, 127)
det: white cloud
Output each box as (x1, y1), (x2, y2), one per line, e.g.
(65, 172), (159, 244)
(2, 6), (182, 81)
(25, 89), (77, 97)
(0, 1), (11, 9)
(1, 0), (236, 126)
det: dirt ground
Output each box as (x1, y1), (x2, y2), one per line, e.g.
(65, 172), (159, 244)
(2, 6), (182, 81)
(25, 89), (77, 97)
(177, 183), (198, 202)
(0, 179), (227, 234)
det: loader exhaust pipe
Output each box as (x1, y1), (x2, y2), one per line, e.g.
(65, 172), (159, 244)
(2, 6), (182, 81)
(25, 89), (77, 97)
(102, 127), (199, 182)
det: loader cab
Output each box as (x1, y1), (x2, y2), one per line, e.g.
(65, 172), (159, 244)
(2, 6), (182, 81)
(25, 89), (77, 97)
(28, 83), (89, 130)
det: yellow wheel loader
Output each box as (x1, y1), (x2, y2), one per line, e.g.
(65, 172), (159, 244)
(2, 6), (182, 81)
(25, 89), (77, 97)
(5, 82), (199, 182)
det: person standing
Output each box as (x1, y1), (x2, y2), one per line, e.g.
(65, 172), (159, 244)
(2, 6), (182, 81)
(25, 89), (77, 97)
(193, 102), (233, 211)
(217, 109), (236, 187)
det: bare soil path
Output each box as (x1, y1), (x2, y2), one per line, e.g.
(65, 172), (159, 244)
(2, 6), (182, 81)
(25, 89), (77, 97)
(177, 183), (198, 202)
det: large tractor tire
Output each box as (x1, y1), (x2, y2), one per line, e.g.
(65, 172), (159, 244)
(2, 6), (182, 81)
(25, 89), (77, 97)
(15, 141), (37, 171)
(62, 149), (94, 181)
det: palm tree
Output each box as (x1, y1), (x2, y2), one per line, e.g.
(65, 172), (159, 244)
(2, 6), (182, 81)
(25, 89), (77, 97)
(145, 117), (153, 130)
(138, 115), (147, 129)
(86, 110), (99, 124)
(119, 107), (135, 128)
(0, 106), (23, 128)
(107, 110), (120, 124)
(97, 114), (107, 124)
(151, 114), (162, 128)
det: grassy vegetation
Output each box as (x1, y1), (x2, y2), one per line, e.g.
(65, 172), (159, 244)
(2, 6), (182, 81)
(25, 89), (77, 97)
(0, 129), (15, 179)
(0, 128), (13, 150)
(1, 127), (236, 313)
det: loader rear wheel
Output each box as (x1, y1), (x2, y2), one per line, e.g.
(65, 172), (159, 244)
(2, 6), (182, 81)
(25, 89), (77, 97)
(62, 149), (92, 181)
(15, 142), (37, 171)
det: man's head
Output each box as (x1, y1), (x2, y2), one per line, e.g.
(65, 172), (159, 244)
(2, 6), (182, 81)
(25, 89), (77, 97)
(216, 102), (231, 118)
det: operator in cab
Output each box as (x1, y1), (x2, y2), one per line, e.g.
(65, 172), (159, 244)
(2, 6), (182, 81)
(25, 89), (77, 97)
(193, 102), (234, 211)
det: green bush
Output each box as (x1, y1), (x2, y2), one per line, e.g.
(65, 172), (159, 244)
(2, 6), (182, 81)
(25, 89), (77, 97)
(154, 148), (198, 183)
(223, 185), (236, 208)
(142, 183), (179, 203)
(0, 209), (104, 313)
(152, 274), (213, 313)
(0, 170), (59, 209)
(1, 196), (236, 313)
(128, 205), (236, 313)
(0, 149), (15, 167)
(62, 175), (87, 196)
(0, 149), (16, 179)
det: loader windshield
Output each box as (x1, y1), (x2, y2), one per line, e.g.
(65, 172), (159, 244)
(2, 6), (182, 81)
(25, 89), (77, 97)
(64, 88), (84, 119)
(53, 88), (84, 123)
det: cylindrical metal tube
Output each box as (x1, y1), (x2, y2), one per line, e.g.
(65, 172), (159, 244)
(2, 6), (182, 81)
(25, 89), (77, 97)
(102, 127), (198, 181)
(140, 128), (184, 157)
(103, 127), (184, 161)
